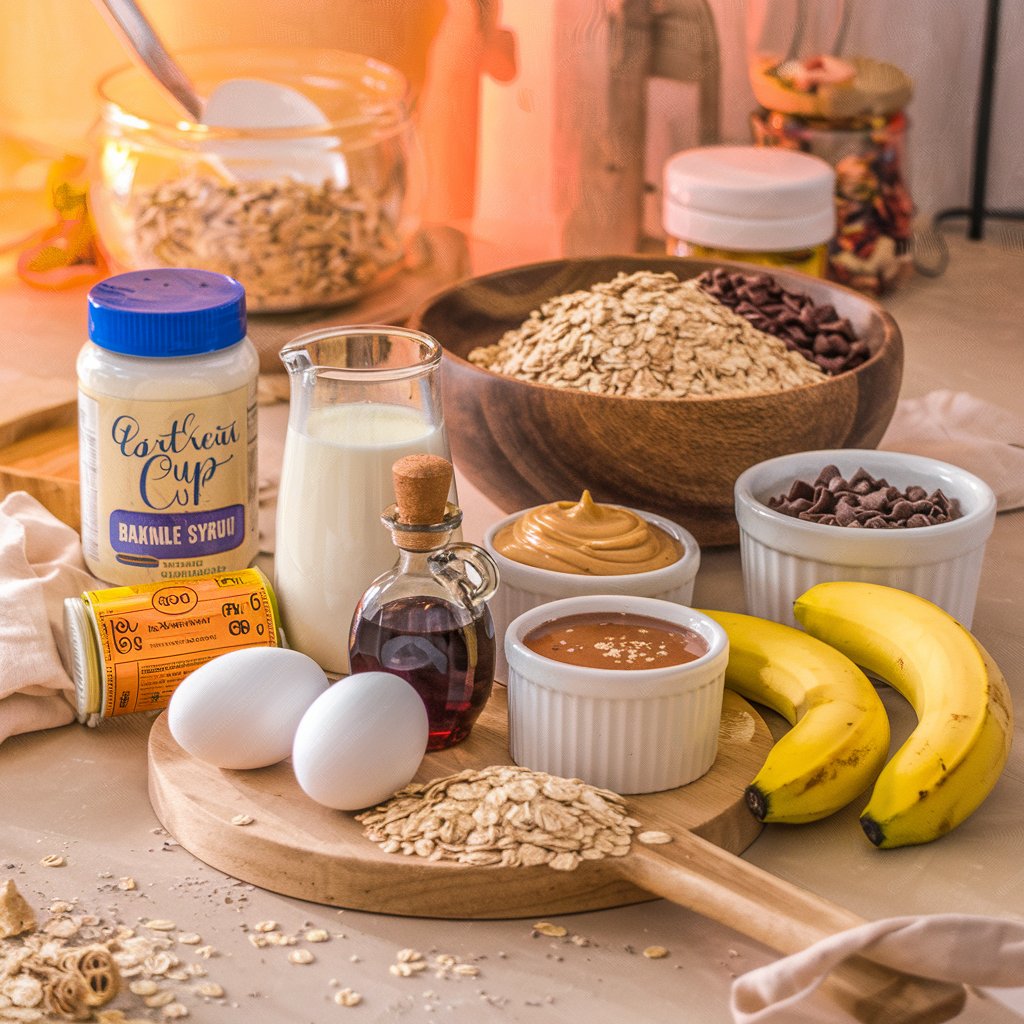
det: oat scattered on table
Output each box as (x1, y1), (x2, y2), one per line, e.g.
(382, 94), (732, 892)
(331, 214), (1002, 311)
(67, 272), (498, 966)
(39, 855), (65, 868)
(334, 987), (362, 1007)
(468, 271), (825, 399)
(532, 922), (568, 938)
(230, 814), (254, 827)
(288, 949), (315, 965)
(643, 945), (669, 959)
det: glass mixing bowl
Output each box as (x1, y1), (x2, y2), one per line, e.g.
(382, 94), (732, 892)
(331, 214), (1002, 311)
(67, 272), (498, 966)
(90, 48), (421, 313)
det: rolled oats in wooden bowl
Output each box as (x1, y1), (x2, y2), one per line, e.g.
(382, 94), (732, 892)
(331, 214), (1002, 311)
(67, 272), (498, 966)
(409, 256), (902, 546)
(90, 48), (419, 313)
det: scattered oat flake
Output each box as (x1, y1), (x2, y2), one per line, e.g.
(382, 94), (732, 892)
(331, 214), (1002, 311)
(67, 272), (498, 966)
(144, 919), (177, 931)
(397, 948), (423, 963)
(643, 945), (669, 959)
(48, 899), (75, 914)
(39, 854), (65, 867)
(129, 979), (159, 996)
(533, 922), (568, 938)
(195, 945), (217, 959)
(253, 920), (279, 933)
(118, 877), (137, 890)
(452, 964), (480, 977)
(177, 933), (201, 945)
(334, 988), (362, 1007)
(289, 949), (315, 965)
(144, 989), (176, 1007)
(637, 831), (673, 845)
(230, 814), (254, 826)
(196, 982), (224, 998)
(305, 928), (330, 943)
(162, 1004), (189, 1019)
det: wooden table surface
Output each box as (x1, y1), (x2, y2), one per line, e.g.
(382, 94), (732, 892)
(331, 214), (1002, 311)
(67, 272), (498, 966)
(1, 230), (1022, 1024)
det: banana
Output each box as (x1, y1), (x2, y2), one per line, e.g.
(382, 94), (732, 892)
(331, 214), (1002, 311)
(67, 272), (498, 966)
(702, 609), (890, 824)
(794, 581), (1013, 849)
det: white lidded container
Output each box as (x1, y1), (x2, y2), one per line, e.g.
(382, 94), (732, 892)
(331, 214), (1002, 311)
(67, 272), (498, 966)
(663, 145), (835, 277)
(735, 449), (997, 629)
(504, 595), (728, 795)
(78, 269), (258, 584)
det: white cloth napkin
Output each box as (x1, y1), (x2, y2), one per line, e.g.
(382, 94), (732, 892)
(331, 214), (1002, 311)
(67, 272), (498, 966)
(880, 390), (1024, 512)
(731, 913), (1024, 1022)
(0, 492), (99, 745)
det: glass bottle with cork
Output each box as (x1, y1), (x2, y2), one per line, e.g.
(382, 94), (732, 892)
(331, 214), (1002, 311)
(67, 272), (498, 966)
(348, 454), (499, 751)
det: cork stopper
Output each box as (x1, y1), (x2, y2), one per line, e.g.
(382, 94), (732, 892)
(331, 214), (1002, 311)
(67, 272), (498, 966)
(392, 454), (453, 526)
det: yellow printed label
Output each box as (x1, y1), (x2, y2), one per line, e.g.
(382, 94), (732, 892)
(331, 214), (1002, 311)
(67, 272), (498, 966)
(85, 568), (278, 717)
(78, 382), (258, 583)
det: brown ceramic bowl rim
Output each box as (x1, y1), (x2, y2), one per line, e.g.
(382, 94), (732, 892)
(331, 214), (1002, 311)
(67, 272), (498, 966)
(411, 254), (901, 405)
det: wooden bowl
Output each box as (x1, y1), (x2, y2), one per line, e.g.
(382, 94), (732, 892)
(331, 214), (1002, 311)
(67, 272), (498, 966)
(408, 255), (903, 546)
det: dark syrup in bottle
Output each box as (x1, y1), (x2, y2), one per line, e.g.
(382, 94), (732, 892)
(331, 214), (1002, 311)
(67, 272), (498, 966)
(349, 594), (495, 751)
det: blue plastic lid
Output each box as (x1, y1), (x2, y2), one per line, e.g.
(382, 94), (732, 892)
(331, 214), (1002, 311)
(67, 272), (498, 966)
(87, 269), (247, 356)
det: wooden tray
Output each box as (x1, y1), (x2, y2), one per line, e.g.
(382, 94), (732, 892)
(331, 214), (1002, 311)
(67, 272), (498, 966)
(149, 688), (771, 918)
(0, 400), (79, 529)
(149, 687), (965, 1023)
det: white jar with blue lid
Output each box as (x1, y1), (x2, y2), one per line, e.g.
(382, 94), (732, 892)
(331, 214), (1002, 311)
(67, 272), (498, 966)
(78, 268), (259, 584)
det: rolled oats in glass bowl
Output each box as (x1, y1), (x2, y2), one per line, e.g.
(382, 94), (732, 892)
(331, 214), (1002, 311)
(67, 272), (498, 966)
(90, 48), (420, 312)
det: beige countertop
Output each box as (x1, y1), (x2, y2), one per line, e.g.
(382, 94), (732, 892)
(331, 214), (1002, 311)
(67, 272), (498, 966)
(1, 232), (1022, 1023)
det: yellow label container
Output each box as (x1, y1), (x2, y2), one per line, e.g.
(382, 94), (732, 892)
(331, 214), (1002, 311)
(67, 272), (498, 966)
(662, 145), (835, 278)
(63, 567), (281, 723)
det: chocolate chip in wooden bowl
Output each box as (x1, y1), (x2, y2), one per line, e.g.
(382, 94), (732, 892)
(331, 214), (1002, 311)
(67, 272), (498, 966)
(767, 465), (962, 528)
(697, 269), (869, 375)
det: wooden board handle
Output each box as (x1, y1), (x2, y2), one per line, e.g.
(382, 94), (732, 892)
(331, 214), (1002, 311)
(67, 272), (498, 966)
(619, 837), (966, 1024)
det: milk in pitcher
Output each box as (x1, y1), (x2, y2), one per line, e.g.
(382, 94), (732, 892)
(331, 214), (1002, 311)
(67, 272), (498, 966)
(274, 402), (449, 674)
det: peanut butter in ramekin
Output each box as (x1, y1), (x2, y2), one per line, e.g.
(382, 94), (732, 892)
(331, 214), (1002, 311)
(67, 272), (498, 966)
(491, 491), (683, 576)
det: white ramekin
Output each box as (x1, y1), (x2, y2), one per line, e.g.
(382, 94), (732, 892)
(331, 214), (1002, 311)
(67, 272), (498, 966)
(504, 595), (728, 795)
(484, 507), (700, 681)
(735, 448), (997, 629)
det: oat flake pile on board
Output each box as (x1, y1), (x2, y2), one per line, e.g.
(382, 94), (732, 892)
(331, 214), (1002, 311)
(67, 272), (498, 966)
(468, 270), (825, 398)
(356, 765), (640, 871)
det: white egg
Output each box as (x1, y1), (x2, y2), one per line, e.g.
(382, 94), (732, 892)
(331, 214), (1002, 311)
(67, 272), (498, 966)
(168, 647), (329, 769)
(292, 672), (429, 811)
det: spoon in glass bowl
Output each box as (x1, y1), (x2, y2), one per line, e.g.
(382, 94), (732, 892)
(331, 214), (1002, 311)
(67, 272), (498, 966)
(93, 0), (345, 182)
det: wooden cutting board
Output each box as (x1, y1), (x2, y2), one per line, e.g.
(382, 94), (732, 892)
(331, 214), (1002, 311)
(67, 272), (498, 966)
(148, 686), (770, 918)
(149, 686), (965, 1023)
(0, 399), (80, 529)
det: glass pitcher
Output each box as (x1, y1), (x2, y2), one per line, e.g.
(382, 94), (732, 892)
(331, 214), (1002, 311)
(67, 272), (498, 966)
(275, 326), (455, 675)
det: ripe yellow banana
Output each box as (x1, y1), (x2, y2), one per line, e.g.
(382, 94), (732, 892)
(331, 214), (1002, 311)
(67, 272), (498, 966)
(794, 581), (1013, 849)
(702, 609), (890, 824)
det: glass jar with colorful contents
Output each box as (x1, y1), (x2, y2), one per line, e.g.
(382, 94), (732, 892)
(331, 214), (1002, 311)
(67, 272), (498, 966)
(752, 109), (913, 295)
